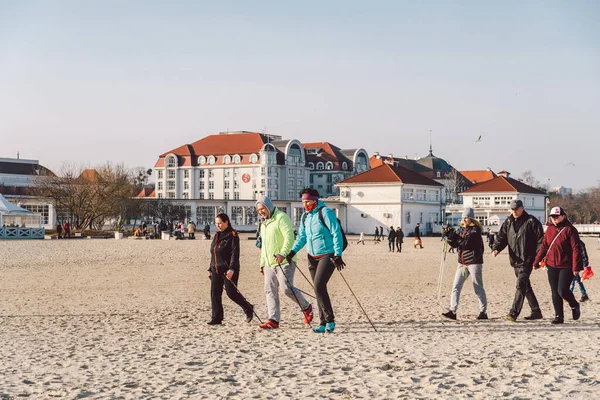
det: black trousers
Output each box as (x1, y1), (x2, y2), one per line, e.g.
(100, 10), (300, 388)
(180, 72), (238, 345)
(308, 254), (336, 325)
(510, 266), (541, 317)
(210, 270), (251, 322)
(547, 266), (578, 319)
(396, 241), (402, 252)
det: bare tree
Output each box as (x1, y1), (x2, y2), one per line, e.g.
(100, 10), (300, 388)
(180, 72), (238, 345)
(445, 167), (469, 204)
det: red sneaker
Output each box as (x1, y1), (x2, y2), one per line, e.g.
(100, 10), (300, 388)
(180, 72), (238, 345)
(259, 320), (279, 329)
(303, 304), (314, 325)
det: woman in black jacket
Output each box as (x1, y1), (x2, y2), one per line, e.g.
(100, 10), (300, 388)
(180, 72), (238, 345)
(442, 208), (488, 321)
(207, 213), (254, 325)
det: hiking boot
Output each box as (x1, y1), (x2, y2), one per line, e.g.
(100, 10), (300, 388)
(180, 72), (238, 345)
(551, 316), (564, 324)
(325, 321), (336, 333)
(207, 320), (222, 325)
(442, 311), (457, 320)
(245, 304), (254, 323)
(505, 314), (517, 323)
(476, 312), (488, 320)
(313, 325), (326, 333)
(581, 294), (589, 302)
(572, 304), (581, 321)
(523, 311), (543, 321)
(259, 319), (279, 329)
(303, 304), (314, 325)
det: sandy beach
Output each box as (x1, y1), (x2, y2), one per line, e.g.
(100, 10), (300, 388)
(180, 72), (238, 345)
(1, 236), (598, 399)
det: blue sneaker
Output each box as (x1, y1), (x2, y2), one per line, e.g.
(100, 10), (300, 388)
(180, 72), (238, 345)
(313, 325), (326, 333)
(325, 321), (335, 333)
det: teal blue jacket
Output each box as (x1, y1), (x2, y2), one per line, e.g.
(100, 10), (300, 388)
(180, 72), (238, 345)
(292, 201), (344, 257)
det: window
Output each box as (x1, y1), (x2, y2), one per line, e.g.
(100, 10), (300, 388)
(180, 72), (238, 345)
(167, 156), (177, 168)
(406, 211), (411, 224)
(416, 189), (426, 201)
(473, 197), (491, 207)
(157, 170), (163, 179)
(209, 192), (214, 200)
(420, 212), (423, 223)
(310, 175), (314, 183)
(184, 170), (189, 179)
(168, 170), (176, 179)
(198, 156), (206, 165)
(317, 162), (324, 170)
(224, 181), (230, 189)
(21, 204), (49, 224)
(184, 181), (189, 190)
(223, 155), (231, 164)
(168, 192), (175, 199)
(294, 207), (304, 225)
(199, 192), (204, 199)
(234, 180), (239, 189)
(183, 192), (189, 199)
(196, 205), (225, 224)
(494, 196), (512, 207)
(524, 197), (534, 207)
(230, 206), (258, 226)
(325, 162), (333, 170)
(199, 169), (205, 178)
(157, 182), (163, 190)
(428, 190), (439, 202)
(261, 178), (265, 187)
(326, 184), (332, 193)
(158, 193), (163, 199)
(224, 192), (230, 200)
(234, 192), (240, 200)
(342, 162), (348, 171)
(233, 154), (241, 164)
(208, 156), (216, 164)
(403, 188), (414, 200)
(250, 154), (258, 163)
(209, 170), (214, 178)
(224, 170), (230, 178)
(436, 171), (441, 178)
(308, 162), (315, 170)
(199, 181), (204, 190)
(168, 181), (175, 190)
(209, 181), (214, 190)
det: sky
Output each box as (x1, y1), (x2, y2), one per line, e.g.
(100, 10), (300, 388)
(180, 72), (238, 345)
(1, 1), (598, 190)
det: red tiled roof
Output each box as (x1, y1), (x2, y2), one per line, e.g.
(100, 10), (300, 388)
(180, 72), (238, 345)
(136, 188), (155, 198)
(79, 169), (100, 182)
(460, 170), (497, 184)
(461, 176), (546, 195)
(303, 142), (356, 170)
(338, 164), (443, 186)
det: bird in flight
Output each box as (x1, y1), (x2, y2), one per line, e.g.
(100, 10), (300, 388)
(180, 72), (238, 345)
(475, 135), (482, 142)
(566, 162), (575, 167)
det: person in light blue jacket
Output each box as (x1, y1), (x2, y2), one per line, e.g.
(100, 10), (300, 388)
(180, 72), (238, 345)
(286, 188), (345, 333)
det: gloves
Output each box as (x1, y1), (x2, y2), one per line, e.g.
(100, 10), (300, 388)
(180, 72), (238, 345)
(286, 250), (296, 264)
(445, 228), (457, 241)
(331, 256), (346, 271)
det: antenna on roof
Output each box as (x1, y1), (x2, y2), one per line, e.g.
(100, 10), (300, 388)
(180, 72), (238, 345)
(17, 151), (20, 159)
(429, 130), (433, 155)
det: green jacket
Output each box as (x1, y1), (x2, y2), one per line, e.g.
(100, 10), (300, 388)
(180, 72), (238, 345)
(259, 208), (297, 268)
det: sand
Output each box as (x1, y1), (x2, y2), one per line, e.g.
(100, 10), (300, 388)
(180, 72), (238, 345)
(1, 236), (599, 399)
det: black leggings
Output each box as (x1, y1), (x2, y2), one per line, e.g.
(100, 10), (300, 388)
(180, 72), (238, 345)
(210, 271), (251, 322)
(547, 266), (578, 319)
(307, 254), (336, 325)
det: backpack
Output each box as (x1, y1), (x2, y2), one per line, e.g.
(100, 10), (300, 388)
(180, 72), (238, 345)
(577, 237), (589, 271)
(302, 206), (348, 251)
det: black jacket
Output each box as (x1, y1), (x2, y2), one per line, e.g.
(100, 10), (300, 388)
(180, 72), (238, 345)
(414, 226), (421, 238)
(388, 229), (397, 241)
(493, 211), (544, 268)
(447, 223), (484, 265)
(209, 227), (240, 274)
(396, 230), (404, 243)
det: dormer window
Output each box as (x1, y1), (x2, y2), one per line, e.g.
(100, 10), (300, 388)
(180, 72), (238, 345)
(317, 162), (324, 170)
(167, 156), (177, 168)
(342, 162), (348, 171)
(233, 154), (241, 164)
(207, 155), (216, 165)
(308, 162), (315, 170)
(250, 154), (258, 163)
(325, 162), (333, 170)
(198, 156), (206, 165)
(307, 148), (319, 155)
(223, 155), (231, 164)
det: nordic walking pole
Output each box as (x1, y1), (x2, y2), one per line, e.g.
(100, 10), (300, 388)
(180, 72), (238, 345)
(437, 240), (448, 305)
(296, 288), (317, 300)
(337, 270), (378, 333)
(289, 260), (315, 290)
(275, 257), (313, 329)
(226, 276), (263, 324)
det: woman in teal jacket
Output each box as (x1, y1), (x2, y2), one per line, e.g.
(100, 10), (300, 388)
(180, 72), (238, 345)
(287, 188), (345, 333)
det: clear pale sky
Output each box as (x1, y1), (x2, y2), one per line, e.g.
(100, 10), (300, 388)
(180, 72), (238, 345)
(1, 1), (598, 190)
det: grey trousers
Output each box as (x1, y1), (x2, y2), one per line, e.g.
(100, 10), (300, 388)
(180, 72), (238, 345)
(449, 263), (487, 314)
(263, 263), (310, 322)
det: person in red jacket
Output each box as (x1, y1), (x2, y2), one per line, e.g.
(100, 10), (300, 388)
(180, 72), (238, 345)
(533, 207), (582, 324)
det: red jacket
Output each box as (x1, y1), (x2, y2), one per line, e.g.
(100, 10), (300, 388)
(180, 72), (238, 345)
(533, 221), (581, 273)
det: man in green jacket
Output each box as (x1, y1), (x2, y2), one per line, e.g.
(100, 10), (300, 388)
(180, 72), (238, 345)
(256, 195), (313, 329)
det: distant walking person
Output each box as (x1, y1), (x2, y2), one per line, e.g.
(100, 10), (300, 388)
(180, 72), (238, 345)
(287, 188), (345, 334)
(374, 226), (380, 242)
(442, 208), (488, 321)
(414, 223), (423, 249)
(395, 227), (404, 252)
(357, 232), (365, 245)
(56, 222), (63, 239)
(63, 221), (71, 239)
(493, 199), (544, 322)
(388, 226), (397, 252)
(255, 195), (313, 329)
(206, 213), (254, 325)
(533, 207), (582, 324)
